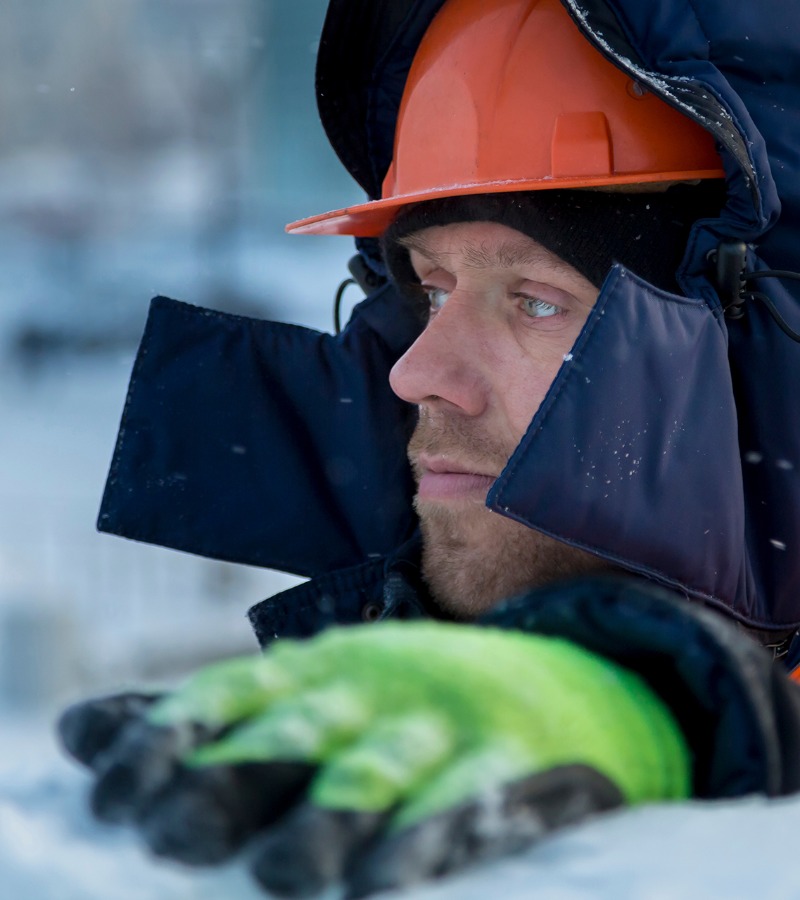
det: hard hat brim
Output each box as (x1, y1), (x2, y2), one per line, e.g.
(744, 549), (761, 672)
(286, 169), (724, 237)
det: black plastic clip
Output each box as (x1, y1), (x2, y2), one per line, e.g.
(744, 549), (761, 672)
(708, 240), (748, 319)
(347, 254), (383, 295)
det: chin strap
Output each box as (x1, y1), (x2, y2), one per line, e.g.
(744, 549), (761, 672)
(741, 270), (800, 342)
(710, 241), (800, 342)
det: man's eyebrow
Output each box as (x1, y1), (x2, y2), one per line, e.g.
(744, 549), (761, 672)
(399, 233), (572, 275)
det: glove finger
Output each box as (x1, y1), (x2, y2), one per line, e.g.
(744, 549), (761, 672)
(137, 760), (316, 865)
(346, 764), (625, 898)
(187, 684), (372, 767)
(309, 712), (455, 813)
(56, 692), (161, 769)
(249, 802), (387, 899)
(147, 654), (295, 731)
(90, 718), (215, 823)
(249, 714), (455, 897)
(87, 654), (298, 826)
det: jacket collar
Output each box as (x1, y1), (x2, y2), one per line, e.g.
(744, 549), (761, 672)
(247, 532), (434, 647)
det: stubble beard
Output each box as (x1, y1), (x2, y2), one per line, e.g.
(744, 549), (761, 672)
(409, 413), (606, 620)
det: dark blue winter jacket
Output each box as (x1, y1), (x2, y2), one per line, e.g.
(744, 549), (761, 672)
(98, 0), (800, 641)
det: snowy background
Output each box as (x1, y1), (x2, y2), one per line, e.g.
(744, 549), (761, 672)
(0, 0), (355, 859)
(0, 0), (357, 712)
(2, 2), (800, 897)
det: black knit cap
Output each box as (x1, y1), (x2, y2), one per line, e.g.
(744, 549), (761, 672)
(381, 182), (726, 295)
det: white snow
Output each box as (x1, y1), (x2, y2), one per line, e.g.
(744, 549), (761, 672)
(1, 719), (798, 900)
(0, 729), (266, 900)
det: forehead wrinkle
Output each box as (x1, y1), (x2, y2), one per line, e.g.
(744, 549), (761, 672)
(400, 230), (571, 278)
(462, 238), (566, 274)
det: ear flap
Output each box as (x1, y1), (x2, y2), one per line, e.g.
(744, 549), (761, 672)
(489, 266), (752, 619)
(98, 294), (419, 577)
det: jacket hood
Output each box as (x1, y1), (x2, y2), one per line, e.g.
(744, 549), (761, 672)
(311, 0), (800, 628)
(97, 0), (800, 633)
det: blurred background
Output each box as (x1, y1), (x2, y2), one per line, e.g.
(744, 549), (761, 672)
(0, 0), (361, 732)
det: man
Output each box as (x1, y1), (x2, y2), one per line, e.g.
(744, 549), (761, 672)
(99, 0), (800, 647)
(66, 0), (800, 895)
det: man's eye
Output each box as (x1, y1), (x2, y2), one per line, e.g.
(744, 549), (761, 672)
(424, 287), (450, 310)
(520, 296), (560, 318)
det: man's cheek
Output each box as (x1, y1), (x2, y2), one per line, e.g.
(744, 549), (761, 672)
(502, 362), (563, 442)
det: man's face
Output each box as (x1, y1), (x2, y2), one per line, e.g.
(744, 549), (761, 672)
(389, 220), (607, 618)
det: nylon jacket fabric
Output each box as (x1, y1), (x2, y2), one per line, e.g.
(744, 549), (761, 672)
(99, 0), (800, 631)
(99, 290), (419, 576)
(489, 266), (749, 618)
(247, 533), (432, 645)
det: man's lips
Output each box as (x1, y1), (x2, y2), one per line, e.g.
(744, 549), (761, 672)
(415, 456), (497, 501)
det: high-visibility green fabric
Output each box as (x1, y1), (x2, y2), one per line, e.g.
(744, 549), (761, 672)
(148, 621), (690, 826)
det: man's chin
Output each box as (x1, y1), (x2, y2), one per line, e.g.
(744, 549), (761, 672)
(416, 500), (608, 620)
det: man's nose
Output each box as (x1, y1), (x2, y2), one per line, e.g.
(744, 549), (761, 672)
(389, 296), (490, 415)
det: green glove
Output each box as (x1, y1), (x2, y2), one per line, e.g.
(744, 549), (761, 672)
(167, 622), (687, 810)
(61, 620), (689, 897)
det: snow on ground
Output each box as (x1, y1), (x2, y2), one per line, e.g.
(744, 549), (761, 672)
(2, 717), (799, 900)
(0, 725), (266, 900)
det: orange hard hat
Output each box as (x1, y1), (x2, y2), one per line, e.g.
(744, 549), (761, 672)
(287, 0), (724, 237)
